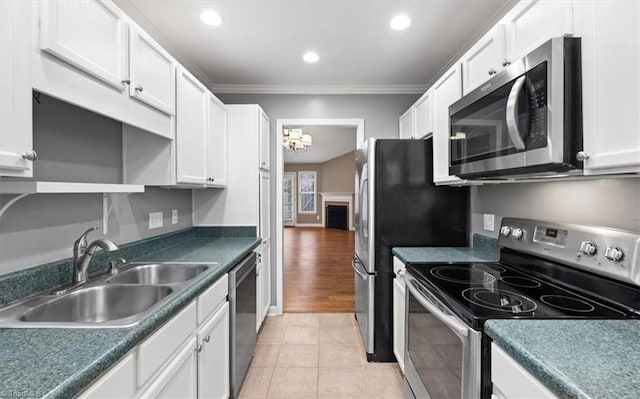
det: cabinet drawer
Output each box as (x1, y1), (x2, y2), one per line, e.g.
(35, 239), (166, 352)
(77, 353), (135, 399)
(491, 343), (557, 399)
(197, 274), (228, 325)
(137, 301), (196, 388)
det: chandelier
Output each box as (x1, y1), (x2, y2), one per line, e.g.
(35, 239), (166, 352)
(283, 129), (313, 151)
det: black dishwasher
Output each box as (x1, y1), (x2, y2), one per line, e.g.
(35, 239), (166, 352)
(228, 252), (257, 398)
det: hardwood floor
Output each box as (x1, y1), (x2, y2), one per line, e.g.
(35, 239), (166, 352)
(284, 227), (355, 313)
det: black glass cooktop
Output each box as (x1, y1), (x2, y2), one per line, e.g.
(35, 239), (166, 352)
(406, 261), (640, 329)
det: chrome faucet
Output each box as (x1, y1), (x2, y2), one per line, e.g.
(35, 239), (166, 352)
(73, 227), (119, 283)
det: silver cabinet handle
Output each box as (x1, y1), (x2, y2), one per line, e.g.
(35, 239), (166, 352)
(576, 151), (590, 161)
(502, 59), (511, 67)
(122, 79), (131, 85)
(204, 335), (211, 343)
(195, 344), (203, 353)
(396, 269), (405, 277)
(22, 150), (38, 161)
(488, 68), (497, 75)
(135, 85), (143, 92)
(505, 75), (527, 150)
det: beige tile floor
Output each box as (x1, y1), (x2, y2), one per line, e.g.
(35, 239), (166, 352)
(239, 313), (404, 399)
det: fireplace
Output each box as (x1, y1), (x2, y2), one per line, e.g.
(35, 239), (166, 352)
(326, 204), (348, 230)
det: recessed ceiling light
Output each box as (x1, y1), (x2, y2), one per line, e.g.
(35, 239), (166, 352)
(200, 10), (224, 26)
(302, 51), (319, 63)
(390, 14), (411, 31)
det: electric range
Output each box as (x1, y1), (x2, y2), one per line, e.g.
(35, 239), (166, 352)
(403, 218), (640, 399)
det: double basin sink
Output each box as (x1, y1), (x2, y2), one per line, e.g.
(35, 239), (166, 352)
(0, 262), (216, 328)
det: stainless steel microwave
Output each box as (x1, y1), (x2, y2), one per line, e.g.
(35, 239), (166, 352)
(449, 37), (583, 179)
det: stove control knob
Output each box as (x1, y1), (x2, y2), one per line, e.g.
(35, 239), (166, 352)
(579, 241), (597, 256)
(500, 226), (512, 237)
(604, 246), (624, 262)
(512, 228), (524, 239)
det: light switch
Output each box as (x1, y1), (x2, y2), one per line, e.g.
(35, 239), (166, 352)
(483, 214), (495, 232)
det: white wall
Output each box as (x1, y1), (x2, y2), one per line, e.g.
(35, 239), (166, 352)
(471, 177), (640, 237)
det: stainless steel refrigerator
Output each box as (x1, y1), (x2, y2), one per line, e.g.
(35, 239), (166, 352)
(353, 138), (469, 362)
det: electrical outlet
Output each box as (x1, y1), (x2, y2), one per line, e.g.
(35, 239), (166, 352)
(316, 215), (320, 221)
(172, 209), (178, 225)
(483, 214), (495, 232)
(149, 212), (163, 230)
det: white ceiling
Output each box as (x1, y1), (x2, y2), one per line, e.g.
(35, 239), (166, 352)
(115, 0), (512, 93)
(283, 126), (356, 164)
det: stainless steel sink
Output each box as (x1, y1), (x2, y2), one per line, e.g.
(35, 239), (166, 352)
(107, 263), (210, 285)
(0, 261), (219, 329)
(21, 285), (172, 323)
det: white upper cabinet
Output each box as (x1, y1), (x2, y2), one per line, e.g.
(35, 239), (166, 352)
(259, 109), (270, 170)
(399, 108), (414, 139)
(39, 0), (127, 91)
(176, 67), (208, 186)
(0, 0), (33, 177)
(129, 26), (176, 115)
(502, 0), (573, 62)
(206, 93), (228, 187)
(461, 25), (507, 95)
(432, 63), (463, 184)
(414, 89), (433, 139)
(576, 0), (640, 175)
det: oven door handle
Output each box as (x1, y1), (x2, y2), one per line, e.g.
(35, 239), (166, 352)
(406, 277), (469, 339)
(505, 75), (527, 151)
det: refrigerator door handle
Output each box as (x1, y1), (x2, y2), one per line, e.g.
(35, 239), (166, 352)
(352, 258), (370, 279)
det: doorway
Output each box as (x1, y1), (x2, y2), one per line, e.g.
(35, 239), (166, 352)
(274, 119), (365, 314)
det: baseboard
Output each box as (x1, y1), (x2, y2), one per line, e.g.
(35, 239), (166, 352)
(268, 306), (279, 316)
(294, 223), (325, 228)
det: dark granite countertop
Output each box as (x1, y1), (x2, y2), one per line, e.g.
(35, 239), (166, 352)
(485, 319), (640, 399)
(0, 234), (260, 399)
(392, 234), (499, 264)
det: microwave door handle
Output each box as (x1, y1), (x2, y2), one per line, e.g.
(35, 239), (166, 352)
(505, 75), (527, 150)
(406, 277), (469, 339)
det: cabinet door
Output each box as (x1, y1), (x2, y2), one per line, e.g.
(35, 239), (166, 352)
(198, 302), (230, 399)
(491, 344), (557, 399)
(77, 353), (135, 399)
(392, 277), (405, 373)
(0, 0), (33, 177)
(261, 239), (271, 321)
(259, 109), (270, 170)
(176, 67), (208, 185)
(39, 0), (127, 90)
(432, 63), (463, 184)
(399, 108), (414, 139)
(503, 0), (573, 62)
(461, 25), (506, 95)
(260, 172), (271, 241)
(414, 90), (433, 139)
(579, 1), (640, 174)
(207, 93), (228, 187)
(129, 26), (175, 115)
(139, 337), (198, 399)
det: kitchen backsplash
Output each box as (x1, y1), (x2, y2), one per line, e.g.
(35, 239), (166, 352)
(470, 177), (640, 237)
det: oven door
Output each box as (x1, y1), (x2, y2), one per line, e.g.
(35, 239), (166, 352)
(404, 273), (481, 399)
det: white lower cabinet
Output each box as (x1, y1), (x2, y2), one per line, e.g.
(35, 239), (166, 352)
(78, 276), (230, 399)
(491, 343), (557, 399)
(197, 302), (230, 399)
(392, 257), (406, 373)
(76, 353), (136, 399)
(140, 337), (198, 399)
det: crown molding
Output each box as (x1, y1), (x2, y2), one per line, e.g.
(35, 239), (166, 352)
(210, 84), (427, 95)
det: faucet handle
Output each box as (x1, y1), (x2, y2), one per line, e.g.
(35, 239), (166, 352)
(74, 227), (98, 255)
